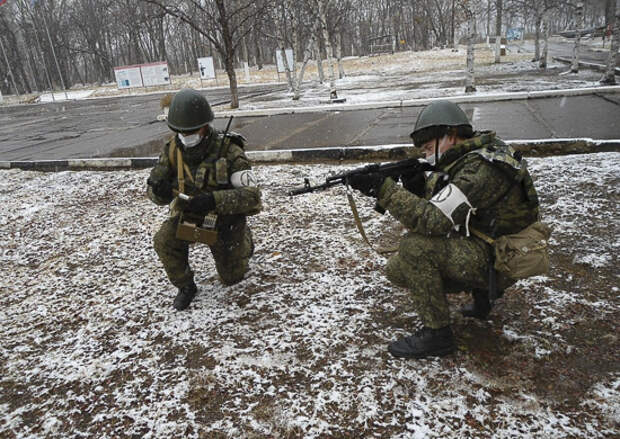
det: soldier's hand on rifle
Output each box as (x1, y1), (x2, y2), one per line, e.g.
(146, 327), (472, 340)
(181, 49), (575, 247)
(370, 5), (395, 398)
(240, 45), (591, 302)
(348, 173), (386, 198)
(185, 192), (216, 215)
(147, 177), (173, 199)
(400, 172), (426, 197)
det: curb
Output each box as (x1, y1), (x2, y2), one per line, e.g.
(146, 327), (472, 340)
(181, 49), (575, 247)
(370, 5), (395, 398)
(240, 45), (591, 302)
(552, 57), (620, 75)
(1, 139), (619, 172)
(215, 86), (620, 118)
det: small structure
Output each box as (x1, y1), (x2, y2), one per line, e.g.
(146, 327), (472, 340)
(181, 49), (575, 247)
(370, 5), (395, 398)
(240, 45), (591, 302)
(369, 35), (393, 56)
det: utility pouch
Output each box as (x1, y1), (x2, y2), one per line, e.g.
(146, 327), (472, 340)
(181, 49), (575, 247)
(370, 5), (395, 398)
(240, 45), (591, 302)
(493, 221), (551, 279)
(473, 222), (551, 280)
(176, 214), (218, 245)
(215, 158), (228, 185)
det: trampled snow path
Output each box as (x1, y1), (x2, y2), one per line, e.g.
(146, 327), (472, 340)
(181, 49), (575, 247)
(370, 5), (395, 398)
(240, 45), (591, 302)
(1, 153), (618, 438)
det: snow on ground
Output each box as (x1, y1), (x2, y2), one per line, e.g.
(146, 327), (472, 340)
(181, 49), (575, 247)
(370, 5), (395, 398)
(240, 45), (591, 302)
(39, 90), (95, 103)
(234, 46), (604, 110)
(0, 152), (619, 438)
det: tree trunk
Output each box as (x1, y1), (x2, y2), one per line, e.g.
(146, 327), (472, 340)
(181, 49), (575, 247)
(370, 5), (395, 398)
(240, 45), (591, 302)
(253, 24), (263, 70)
(216, 0), (239, 108)
(279, 45), (294, 90)
(225, 56), (239, 108)
(465, 11), (476, 93)
(495, 0), (503, 63)
(571, 2), (584, 73)
(601, 5), (619, 84)
(486, 0), (491, 39)
(533, 8), (541, 62)
(241, 33), (250, 81)
(539, 13), (549, 70)
(451, 0), (455, 49)
(315, 35), (325, 84)
(293, 34), (317, 100)
(336, 33), (345, 79)
(274, 5), (294, 90)
(318, 0), (337, 99)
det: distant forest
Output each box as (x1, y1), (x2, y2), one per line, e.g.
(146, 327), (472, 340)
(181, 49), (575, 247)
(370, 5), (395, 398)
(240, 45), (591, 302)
(0, 0), (617, 97)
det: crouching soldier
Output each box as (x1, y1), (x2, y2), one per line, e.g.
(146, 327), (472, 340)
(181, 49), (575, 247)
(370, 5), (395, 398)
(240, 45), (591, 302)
(147, 88), (261, 310)
(348, 101), (542, 359)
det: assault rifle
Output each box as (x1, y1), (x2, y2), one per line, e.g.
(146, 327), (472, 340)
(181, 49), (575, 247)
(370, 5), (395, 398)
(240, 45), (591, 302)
(288, 157), (434, 196)
(289, 157), (434, 253)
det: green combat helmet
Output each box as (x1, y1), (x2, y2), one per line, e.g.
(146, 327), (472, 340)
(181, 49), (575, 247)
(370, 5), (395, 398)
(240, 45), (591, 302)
(167, 88), (214, 133)
(410, 101), (472, 148)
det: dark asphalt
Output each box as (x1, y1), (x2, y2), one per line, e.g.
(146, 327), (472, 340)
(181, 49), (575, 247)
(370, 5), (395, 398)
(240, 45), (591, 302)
(1, 40), (620, 161)
(0, 84), (285, 160)
(233, 94), (620, 152)
(2, 92), (619, 161)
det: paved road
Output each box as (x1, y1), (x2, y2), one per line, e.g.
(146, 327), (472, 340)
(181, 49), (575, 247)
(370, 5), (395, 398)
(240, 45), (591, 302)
(519, 38), (619, 68)
(2, 92), (619, 161)
(231, 93), (620, 152)
(0, 84), (285, 160)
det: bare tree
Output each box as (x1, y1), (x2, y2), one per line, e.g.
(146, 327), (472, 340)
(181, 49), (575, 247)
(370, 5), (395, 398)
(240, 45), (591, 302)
(315, 0), (339, 99)
(495, 0), (503, 63)
(464, 4), (477, 93)
(571, 1), (585, 73)
(539, 10), (550, 69)
(600, 2), (619, 84)
(140, 0), (269, 109)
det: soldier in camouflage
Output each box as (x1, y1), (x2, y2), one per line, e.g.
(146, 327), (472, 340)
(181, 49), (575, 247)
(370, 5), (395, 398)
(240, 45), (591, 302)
(147, 88), (262, 310)
(349, 100), (540, 359)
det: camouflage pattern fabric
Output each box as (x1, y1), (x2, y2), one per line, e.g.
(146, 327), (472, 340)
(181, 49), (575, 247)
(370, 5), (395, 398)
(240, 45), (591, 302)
(377, 132), (540, 328)
(147, 129), (261, 288)
(153, 216), (254, 287)
(385, 233), (491, 328)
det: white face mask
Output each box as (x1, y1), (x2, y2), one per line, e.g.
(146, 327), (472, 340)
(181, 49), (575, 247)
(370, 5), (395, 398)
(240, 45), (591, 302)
(178, 133), (203, 148)
(425, 135), (450, 165)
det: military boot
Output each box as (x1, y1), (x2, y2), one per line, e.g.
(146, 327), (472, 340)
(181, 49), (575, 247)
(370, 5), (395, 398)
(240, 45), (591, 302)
(388, 326), (455, 359)
(460, 289), (491, 320)
(173, 282), (197, 311)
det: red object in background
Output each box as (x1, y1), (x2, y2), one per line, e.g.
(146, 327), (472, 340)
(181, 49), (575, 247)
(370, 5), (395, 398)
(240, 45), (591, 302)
(0, 0), (7, 6)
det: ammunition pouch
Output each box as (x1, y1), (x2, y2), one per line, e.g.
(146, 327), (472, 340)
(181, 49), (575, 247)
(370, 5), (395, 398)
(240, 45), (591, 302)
(175, 213), (218, 245)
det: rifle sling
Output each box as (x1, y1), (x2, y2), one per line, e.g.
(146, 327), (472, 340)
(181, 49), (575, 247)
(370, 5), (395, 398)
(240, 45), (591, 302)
(175, 146), (194, 195)
(346, 191), (397, 256)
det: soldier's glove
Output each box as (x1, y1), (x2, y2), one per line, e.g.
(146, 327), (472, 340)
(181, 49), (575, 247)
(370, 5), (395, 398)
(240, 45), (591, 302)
(147, 177), (173, 199)
(185, 193), (216, 215)
(348, 173), (386, 198)
(400, 172), (426, 197)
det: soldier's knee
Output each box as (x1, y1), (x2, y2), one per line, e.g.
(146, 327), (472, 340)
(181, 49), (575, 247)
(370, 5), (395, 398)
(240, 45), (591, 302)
(153, 220), (177, 257)
(153, 229), (166, 256)
(399, 234), (437, 265)
(218, 259), (249, 286)
(385, 254), (411, 288)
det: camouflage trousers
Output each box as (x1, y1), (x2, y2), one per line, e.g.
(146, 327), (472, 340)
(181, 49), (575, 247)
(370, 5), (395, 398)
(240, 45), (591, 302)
(153, 216), (254, 288)
(385, 233), (494, 329)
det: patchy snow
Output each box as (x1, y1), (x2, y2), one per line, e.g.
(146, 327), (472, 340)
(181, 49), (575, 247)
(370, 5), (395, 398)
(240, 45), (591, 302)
(237, 59), (605, 110)
(0, 152), (618, 437)
(39, 90), (95, 102)
(5, 41), (611, 111)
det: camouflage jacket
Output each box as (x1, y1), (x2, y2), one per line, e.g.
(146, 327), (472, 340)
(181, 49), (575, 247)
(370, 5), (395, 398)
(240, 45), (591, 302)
(376, 131), (540, 238)
(147, 129), (262, 219)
